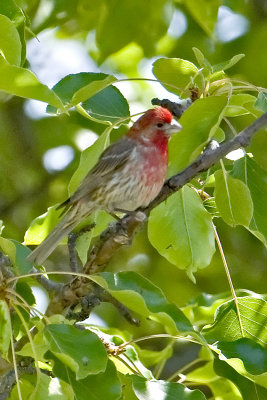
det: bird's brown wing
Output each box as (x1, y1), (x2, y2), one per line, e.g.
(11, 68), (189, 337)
(66, 136), (136, 205)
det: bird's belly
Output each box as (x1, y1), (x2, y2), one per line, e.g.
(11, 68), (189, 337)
(107, 163), (166, 211)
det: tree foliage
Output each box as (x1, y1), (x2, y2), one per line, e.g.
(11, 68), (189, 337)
(0, 0), (267, 399)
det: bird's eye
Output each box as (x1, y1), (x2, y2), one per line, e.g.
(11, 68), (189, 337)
(156, 123), (164, 128)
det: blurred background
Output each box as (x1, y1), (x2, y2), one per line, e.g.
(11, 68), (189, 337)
(0, 0), (266, 377)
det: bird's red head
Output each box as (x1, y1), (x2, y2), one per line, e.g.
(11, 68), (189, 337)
(127, 106), (181, 141)
(130, 107), (173, 132)
(141, 107), (173, 125)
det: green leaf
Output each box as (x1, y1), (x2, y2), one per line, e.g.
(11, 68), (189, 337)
(96, 0), (168, 60)
(203, 296), (267, 345)
(44, 324), (107, 379)
(148, 186), (215, 282)
(0, 0), (26, 64)
(0, 57), (64, 109)
(47, 72), (117, 115)
(152, 57), (201, 97)
(183, 291), (235, 327)
(231, 155), (267, 244)
(168, 96), (228, 174)
(254, 91), (267, 113)
(192, 47), (212, 70)
(213, 54), (245, 73)
(16, 281), (36, 306)
(249, 128), (267, 170)
(10, 375), (72, 400)
(214, 357), (267, 400)
(68, 127), (110, 194)
(91, 271), (193, 334)
(0, 300), (11, 359)
(225, 94), (257, 117)
(183, 290), (255, 327)
(10, 379), (35, 400)
(0, 237), (32, 273)
(185, 0), (221, 36)
(120, 346), (154, 379)
(0, 14), (21, 65)
(71, 75), (117, 105)
(75, 211), (114, 265)
(31, 374), (72, 400)
(186, 361), (242, 399)
(213, 126), (225, 142)
(131, 375), (207, 400)
(17, 322), (50, 361)
(119, 374), (139, 400)
(0, 0), (25, 25)
(53, 357), (121, 400)
(136, 344), (173, 367)
(82, 85), (130, 124)
(214, 170), (253, 227)
(216, 338), (267, 379)
(24, 205), (63, 246)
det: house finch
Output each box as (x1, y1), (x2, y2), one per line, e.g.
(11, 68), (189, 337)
(27, 107), (181, 265)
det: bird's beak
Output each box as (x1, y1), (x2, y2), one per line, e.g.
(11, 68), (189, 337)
(166, 119), (182, 135)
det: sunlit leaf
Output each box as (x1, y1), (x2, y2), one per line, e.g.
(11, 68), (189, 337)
(183, 290), (252, 327)
(0, 57), (64, 109)
(192, 47), (212, 70)
(225, 94), (256, 117)
(148, 186), (215, 282)
(0, 14), (21, 65)
(213, 54), (245, 73)
(0, 237), (32, 273)
(30, 374), (72, 400)
(231, 155), (267, 244)
(152, 57), (201, 97)
(117, 346), (154, 379)
(203, 296), (267, 346)
(10, 375), (72, 400)
(17, 321), (50, 361)
(24, 205), (62, 246)
(91, 271), (193, 334)
(131, 375), (207, 400)
(168, 96), (228, 174)
(0, 0), (26, 63)
(214, 357), (267, 400)
(186, 361), (242, 399)
(214, 170), (253, 227)
(136, 344), (173, 368)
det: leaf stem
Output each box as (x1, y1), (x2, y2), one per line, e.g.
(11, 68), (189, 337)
(212, 222), (244, 337)
(9, 317), (22, 400)
(119, 334), (200, 349)
(167, 357), (201, 382)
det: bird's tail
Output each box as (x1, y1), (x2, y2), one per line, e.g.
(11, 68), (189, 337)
(27, 204), (85, 265)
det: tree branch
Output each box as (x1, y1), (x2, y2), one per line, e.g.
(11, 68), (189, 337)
(85, 112), (267, 271)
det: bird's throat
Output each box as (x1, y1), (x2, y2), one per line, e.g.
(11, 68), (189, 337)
(151, 132), (169, 157)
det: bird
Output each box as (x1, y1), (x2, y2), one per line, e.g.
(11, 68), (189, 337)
(27, 107), (182, 265)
